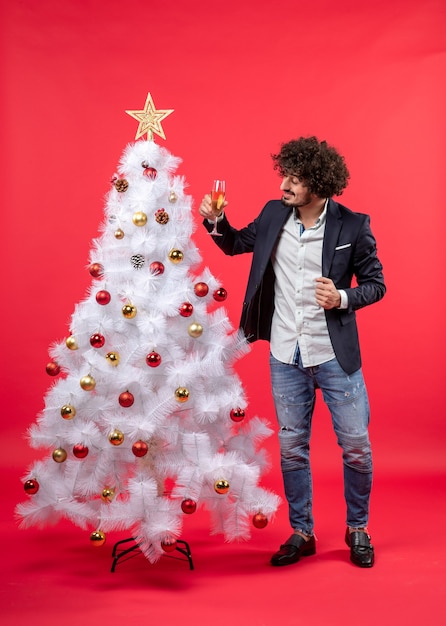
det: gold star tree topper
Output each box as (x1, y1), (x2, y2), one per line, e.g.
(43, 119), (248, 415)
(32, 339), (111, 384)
(125, 92), (174, 141)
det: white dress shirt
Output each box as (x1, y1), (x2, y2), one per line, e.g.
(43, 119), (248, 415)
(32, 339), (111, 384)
(270, 203), (346, 367)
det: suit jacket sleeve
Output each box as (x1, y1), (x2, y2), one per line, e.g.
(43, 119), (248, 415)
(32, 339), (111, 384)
(341, 214), (385, 312)
(202, 212), (257, 255)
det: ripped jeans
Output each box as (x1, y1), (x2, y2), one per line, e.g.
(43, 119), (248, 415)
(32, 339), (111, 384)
(270, 353), (372, 536)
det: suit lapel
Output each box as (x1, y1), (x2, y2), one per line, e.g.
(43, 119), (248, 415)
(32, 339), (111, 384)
(322, 199), (342, 276)
(268, 202), (292, 244)
(258, 202), (292, 276)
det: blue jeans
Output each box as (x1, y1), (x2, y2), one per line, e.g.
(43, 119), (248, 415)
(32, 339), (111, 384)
(270, 352), (372, 536)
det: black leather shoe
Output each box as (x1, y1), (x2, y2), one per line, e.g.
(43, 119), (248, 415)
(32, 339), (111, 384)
(270, 533), (316, 566)
(345, 529), (374, 568)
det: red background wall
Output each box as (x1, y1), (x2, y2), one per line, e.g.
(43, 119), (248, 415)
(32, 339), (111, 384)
(1, 0), (445, 489)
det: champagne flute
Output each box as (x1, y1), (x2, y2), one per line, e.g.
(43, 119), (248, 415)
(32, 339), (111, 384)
(209, 179), (225, 236)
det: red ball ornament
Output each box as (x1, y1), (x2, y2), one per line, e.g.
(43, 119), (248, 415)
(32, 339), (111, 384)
(252, 513), (269, 529)
(181, 499), (197, 514)
(90, 333), (105, 348)
(213, 287), (228, 302)
(89, 263), (104, 278)
(73, 444), (89, 459)
(119, 391), (134, 407)
(230, 408), (245, 422)
(194, 282), (209, 297)
(132, 441), (149, 457)
(143, 167), (157, 179)
(24, 479), (39, 495)
(149, 261), (165, 275)
(146, 351), (161, 367)
(161, 537), (177, 552)
(46, 361), (60, 376)
(179, 302), (194, 317)
(96, 290), (111, 305)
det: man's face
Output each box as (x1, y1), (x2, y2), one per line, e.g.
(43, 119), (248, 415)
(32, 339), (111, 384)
(280, 174), (314, 208)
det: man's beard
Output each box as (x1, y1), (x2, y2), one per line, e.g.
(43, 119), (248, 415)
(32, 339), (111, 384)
(280, 195), (311, 208)
(280, 196), (295, 207)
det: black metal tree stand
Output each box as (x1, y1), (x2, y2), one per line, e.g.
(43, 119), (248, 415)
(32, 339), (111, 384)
(111, 537), (194, 573)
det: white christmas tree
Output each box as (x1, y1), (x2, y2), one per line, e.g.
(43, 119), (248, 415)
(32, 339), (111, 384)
(16, 93), (280, 564)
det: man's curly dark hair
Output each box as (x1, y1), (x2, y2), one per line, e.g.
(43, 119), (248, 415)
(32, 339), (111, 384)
(272, 136), (350, 197)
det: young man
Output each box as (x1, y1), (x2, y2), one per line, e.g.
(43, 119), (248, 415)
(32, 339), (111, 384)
(199, 137), (386, 568)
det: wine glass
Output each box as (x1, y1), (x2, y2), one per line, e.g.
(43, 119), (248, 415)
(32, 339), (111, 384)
(208, 179), (225, 236)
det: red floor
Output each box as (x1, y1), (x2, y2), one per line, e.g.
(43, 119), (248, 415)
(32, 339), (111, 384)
(2, 458), (445, 626)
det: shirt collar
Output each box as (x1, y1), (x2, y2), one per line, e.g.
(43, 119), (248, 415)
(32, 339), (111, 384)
(294, 199), (328, 228)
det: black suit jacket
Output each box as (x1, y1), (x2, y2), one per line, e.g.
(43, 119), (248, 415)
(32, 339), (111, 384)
(204, 199), (386, 374)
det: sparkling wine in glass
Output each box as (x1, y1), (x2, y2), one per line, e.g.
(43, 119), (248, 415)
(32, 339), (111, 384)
(209, 179), (225, 236)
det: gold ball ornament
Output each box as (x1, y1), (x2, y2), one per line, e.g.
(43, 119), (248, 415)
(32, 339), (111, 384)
(65, 335), (78, 350)
(168, 191), (178, 203)
(122, 304), (137, 319)
(105, 352), (120, 366)
(214, 479), (230, 495)
(101, 487), (115, 503)
(52, 448), (67, 463)
(60, 404), (76, 419)
(114, 228), (125, 239)
(90, 530), (106, 546)
(175, 387), (190, 403)
(188, 322), (203, 338)
(168, 249), (184, 264)
(132, 211), (148, 226)
(80, 374), (96, 391)
(108, 429), (125, 446)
